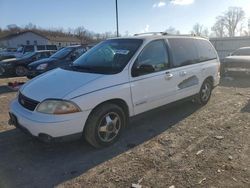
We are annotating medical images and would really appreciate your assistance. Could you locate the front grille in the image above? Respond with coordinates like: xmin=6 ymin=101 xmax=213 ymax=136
xmin=18 ymin=93 xmax=39 ymax=111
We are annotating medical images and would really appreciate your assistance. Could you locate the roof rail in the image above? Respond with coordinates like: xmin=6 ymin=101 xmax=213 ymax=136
xmin=134 ymin=32 xmax=168 ymax=36
xmin=133 ymin=32 xmax=207 ymax=38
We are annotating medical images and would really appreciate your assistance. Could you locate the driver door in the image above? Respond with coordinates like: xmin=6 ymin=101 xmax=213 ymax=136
xmin=130 ymin=40 xmax=178 ymax=115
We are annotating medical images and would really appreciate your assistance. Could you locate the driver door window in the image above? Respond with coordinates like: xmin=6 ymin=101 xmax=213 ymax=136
xmin=133 ymin=40 xmax=169 ymax=76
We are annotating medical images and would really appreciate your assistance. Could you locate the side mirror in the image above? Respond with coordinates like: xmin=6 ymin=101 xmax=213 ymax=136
xmin=132 ymin=64 xmax=155 ymax=77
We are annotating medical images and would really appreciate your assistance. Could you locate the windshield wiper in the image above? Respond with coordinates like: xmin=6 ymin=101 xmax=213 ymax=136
xmin=70 ymin=65 xmax=94 ymax=71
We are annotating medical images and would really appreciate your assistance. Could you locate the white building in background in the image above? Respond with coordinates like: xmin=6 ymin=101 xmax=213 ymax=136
xmin=0 ymin=31 xmax=81 ymax=48
xmin=210 ymin=36 xmax=250 ymax=59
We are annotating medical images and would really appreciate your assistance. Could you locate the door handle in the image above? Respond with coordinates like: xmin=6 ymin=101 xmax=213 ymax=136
xmin=165 ymin=72 xmax=173 ymax=80
xmin=179 ymin=71 xmax=187 ymax=76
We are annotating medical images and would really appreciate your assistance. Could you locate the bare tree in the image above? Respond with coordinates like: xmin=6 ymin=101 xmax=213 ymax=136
xmin=6 ymin=24 xmax=21 ymax=33
xmin=222 ymin=7 xmax=245 ymax=37
xmin=25 ymin=23 xmax=37 ymax=30
xmin=74 ymin=26 xmax=87 ymax=44
xmin=212 ymin=16 xmax=227 ymax=37
xmin=191 ymin=23 xmax=209 ymax=37
xmin=191 ymin=23 xmax=203 ymax=36
xmin=165 ymin=26 xmax=180 ymax=34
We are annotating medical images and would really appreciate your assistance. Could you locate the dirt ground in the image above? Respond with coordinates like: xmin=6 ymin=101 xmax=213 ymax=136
xmin=0 ymin=76 xmax=249 ymax=188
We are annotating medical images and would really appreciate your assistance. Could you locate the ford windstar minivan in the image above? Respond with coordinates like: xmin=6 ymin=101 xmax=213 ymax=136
xmin=9 ymin=32 xmax=220 ymax=148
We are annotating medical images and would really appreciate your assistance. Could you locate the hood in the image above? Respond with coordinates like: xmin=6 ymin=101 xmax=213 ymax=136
xmin=29 ymin=58 xmax=56 ymax=67
xmin=20 ymin=68 xmax=104 ymax=101
xmin=224 ymin=56 xmax=250 ymax=63
xmin=223 ymin=56 xmax=250 ymax=68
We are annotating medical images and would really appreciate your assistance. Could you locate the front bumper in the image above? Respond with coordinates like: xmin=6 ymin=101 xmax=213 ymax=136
xmin=9 ymin=99 xmax=90 ymax=138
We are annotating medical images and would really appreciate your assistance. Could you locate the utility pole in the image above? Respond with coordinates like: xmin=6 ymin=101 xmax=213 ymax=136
xmin=115 ymin=0 xmax=119 ymax=37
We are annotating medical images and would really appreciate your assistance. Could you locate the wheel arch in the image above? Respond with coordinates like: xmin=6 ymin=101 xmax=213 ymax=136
xmin=203 ymin=76 xmax=214 ymax=87
xmin=85 ymin=98 xmax=130 ymax=128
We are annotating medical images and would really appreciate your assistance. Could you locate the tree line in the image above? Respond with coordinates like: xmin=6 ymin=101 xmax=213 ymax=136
xmin=191 ymin=7 xmax=249 ymax=37
xmin=0 ymin=23 xmax=117 ymax=44
xmin=0 ymin=6 xmax=249 ymax=42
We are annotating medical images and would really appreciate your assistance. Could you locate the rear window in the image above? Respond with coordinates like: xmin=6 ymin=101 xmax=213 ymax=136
xmin=195 ymin=40 xmax=217 ymax=62
xmin=168 ymin=38 xmax=199 ymax=68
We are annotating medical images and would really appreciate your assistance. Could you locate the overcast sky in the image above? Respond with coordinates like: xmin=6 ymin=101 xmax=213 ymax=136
xmin=0 ymin=0 xmax=250 ymax=35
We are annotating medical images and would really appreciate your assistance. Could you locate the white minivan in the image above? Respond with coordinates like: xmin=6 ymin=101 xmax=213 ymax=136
xmin=9 ymin=33 xmax=220 ymax=148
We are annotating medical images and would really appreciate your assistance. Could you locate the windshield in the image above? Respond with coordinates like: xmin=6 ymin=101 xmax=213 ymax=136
xmin=17 ymin=47 xmax=23 ymax=53
xmin=71 ymin=39 xmax=143 ymax=74
xmin=50 ymin=47 xmax=73 ymax=59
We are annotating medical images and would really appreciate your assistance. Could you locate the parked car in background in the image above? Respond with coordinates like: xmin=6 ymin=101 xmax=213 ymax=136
xmin=0 ymin=48 xmax=18 ymax=61
xmin=15 ymin=45 xmax=57 ymax=58
xmin=0 ymin=50 xmax=56 ymax=77
xmin=221 ymin=47 xmax=250 ymax=76
xmin=9 ymin=33 xmax=220 ymax=148
xmin=27 ymin=45 xmax=91 ymax=78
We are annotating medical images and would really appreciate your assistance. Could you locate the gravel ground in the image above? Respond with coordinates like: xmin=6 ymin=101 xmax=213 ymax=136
xmin=0 ymin=76 xmax=249 ymax=188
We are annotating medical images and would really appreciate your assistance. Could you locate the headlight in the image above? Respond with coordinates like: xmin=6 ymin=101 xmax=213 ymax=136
xmin=36 ymin=99 xmax=81 ymax=115
xmin=36 ymin=63 xmax=48 ymax=70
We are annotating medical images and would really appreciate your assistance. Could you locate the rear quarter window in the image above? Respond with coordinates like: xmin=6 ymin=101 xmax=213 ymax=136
xmin=168 ymin=38 xmax=199 ymax=68
xmin=195 ymin=39 xmax=217 ymax=62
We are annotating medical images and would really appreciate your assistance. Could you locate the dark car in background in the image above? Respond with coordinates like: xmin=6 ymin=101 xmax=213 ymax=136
xmin=15 ymin=45 xmax=57 ymax=58
xmin=221 ymin=47 xmax=250 ymax=76
xmin=0 ymin=50 xmax=56 ymax=77
xmin=0 ymin=45 xmax=57 ymax=59
xmin=27 ymin=45 xmax=92 ymax=78
xmin=0 ymin=48 xmax=18 ymax=61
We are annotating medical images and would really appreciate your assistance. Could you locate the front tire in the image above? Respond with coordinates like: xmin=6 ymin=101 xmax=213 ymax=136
xmin=196 ymin=79 xmax=213 ymax=105
xmin=84 ymin=103 xmax=126 ymax=148
xmin=15 ymin=66 xmax=28 ymax=76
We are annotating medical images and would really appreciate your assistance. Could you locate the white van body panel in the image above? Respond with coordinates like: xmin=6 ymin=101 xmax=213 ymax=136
xmin=10 ymin=35 xmax=220 ymax=138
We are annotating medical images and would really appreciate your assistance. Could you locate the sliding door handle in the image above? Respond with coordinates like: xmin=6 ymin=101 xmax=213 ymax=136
xmin=165 ymin=72 xmax=173 ymax=80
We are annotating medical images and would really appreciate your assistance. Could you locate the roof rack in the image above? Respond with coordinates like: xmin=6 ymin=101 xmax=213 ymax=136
xmin=134 ymin=32 xmax=201 ymax=37
xmin=133 ymin=32 xmax=211 ymax=40
xmin=134 ymin=32 xmax=168 ymax=36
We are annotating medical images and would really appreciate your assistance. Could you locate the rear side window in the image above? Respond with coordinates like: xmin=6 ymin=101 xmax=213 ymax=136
xmin=168 ymin=38 xmax=199 ymax=68
xmin=37 ymin=45 xmax=45 ymax=50
xmin=195 ymin=40 xmax=217 ymax=62
xmin=46 ymin=45 xmax=57 ymax=50
xmin=73 ymin=47 xmax=86 ymax=58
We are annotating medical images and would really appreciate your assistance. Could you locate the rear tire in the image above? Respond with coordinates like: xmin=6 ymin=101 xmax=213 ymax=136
xmin=15 ymin=66 xmax=28 ymax=77
xmin=195 ymin=79 xmax=213 ymax=105
xmin=84 ymin=103 xmax=126 ymax=148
